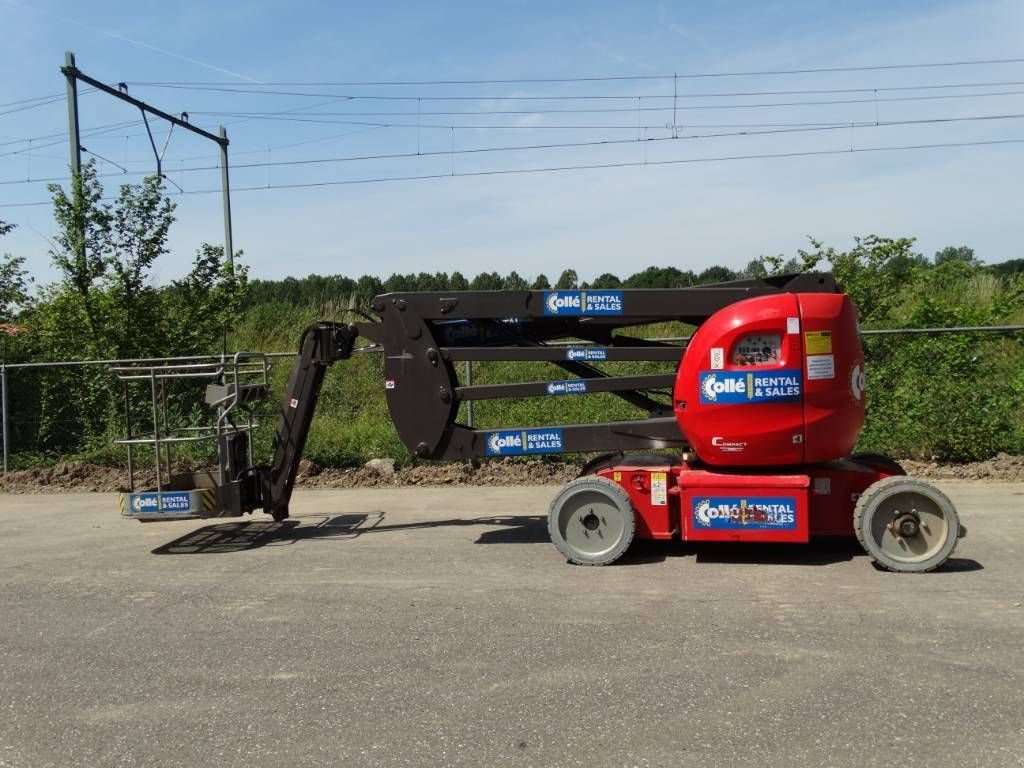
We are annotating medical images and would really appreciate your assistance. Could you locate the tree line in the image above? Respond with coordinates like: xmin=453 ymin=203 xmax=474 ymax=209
xmin=242 ymin=248 xmax=1023 ymax=309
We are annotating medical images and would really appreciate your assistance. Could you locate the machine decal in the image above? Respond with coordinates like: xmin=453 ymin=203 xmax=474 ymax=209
xmin=130 ymin=491 xmax=192 ymax=514
xmin=710 ymin=347 xmax=724 ymax=369
xmin=651 ymin=472 xmax=668 ymax=506
xmin=786 ymin=317 xmax=800 ymax=335
xmin=543 ymin=290 xmax=623 ymax=316
xmin=692 ymin=496 xmax=797 ymax=530
xmin=806 ymin=354 xmax=835 ymax=380
xmin=485 ymin=428 xmax=564 ymax=456
xmin=698 ymin=370 xmax=802 ymax=404
xmin=850 ymin=364 xmax=866 ymax=400
xmin=711 ymin=436 xmax=747 ymax=453
xmin=545 ymin=380 xmax=588 ymax=395
xmin=566 ymin=347 xmax=607 ymax=362
xmin=804 ymin=330 xmax=833 ymax=355
xmin=384 ymin=379 xmax=396 ymax=390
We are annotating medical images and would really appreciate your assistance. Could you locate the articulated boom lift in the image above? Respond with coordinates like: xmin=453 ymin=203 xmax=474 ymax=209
xmin=117 ymin=272 xmax=964 ymax=572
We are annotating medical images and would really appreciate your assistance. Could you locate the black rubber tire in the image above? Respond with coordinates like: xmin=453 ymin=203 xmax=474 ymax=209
xmin=548 ymin=476 xmax=636 ymax=566
xmin=851 ymin=452 xmax=906 ymax=476
xmin=854 ymin=476 xmax=960 ymax=573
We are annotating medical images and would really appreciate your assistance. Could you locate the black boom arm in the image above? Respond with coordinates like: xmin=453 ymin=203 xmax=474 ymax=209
xmin=259 ymin=322 xmax=358 ymax=520
xmin=252 ymin=273 xmax=840 ymax=519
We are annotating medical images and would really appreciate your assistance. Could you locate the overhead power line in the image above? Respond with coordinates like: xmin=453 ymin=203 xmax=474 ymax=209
xmin=122 ymin=56 xmax=1024 ymax=85
xmin=0 ymin=119 xmax=142 ymax=149
xmin=189 ymin=90 xmax=1024 ymax=131
xmin=4 ymin=111 xmax=1022 ymax=187
xmin=0 ymin=120 xmax=144 ymax=157
xmin=122 ymin=82 xmax=1024 ymax=103
xmin=0 ymin=92 xmax=67 ymax=109
xmin=3 ymin=136 xmax=1021 ymax=207
xmin=0 ymin=95 xmax=66 ymax=118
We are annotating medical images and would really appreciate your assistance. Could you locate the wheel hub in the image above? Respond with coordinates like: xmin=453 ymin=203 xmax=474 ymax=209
xmin=890 ymin=511 xmax=920 ymax=538
xmin=580 ymin=510 xmax=601 ymax=531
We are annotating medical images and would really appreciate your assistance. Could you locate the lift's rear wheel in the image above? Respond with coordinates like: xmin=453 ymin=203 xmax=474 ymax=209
xmin=548 ymin=476 xmax=636 ymax=565
xmin=854 ymin=477 xmax=961 ymax=572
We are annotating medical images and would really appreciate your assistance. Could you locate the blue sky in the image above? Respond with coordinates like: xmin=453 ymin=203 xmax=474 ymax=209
xmin=0 ymin=0 xmax=1022 ymax=284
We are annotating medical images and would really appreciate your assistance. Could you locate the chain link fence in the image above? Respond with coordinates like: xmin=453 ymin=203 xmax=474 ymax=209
xmin=3 ymin=325 xmax=1023 ymax=472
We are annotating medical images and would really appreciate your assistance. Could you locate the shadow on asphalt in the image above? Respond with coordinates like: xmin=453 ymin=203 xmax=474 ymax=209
xmin=151 ymin=513 xmax=550 ymax=555
xmin=150 ymin=513 xmax=980 ymax=571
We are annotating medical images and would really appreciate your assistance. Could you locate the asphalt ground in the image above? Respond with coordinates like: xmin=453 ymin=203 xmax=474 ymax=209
xmin=0 ymin=483 xmax=1022 ymax=768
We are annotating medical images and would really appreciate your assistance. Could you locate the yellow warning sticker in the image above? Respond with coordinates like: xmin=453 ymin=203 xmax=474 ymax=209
xmin=804 ymin=330 xmax=833 ymax=355
xmin=651 ymin=472 xmax=668 ymax=506
xmin=613 ymin=471 xmax=622 ymax=482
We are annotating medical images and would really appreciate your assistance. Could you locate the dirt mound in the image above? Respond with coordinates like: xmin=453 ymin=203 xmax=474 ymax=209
xmin=298 ymin=458 xmax=579 ymax=489
xmin=900 ymin=452 xmax=1024 ymax=482
xmin=2 ymin=454 xmax=1022 ymax=495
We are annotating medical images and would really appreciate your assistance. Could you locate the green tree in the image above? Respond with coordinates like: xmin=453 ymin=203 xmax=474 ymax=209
xmin=697 ymin=266 xmax=737 ymax=284
xmin=554 ymin=269 xmax=578 ymax=289
xmin=109 ymin=174 xmax=176 ymax=356
xmin=934 ymin=245 xmax=978 ymax=266
xmin=450 ymin=271 xmax=469 ymax=291
xmin=470 ymin=271 xmax=503 ymax=290
xmin=384 ymin=273 xmax=416 ymax=293
xmin=589 ymin=273 xmax=622 ymax=289
xmin=531 ymin=273 xmax=551 ymax=290
xmin=166 ymin=244 xmax=249 ymax=354
xmin=0 ymin=221 xmax=32 ymax=322
xmin=796 ymin=235 xmax=926 ymax=322
xmin=355 ymin=275 xmax=384 ymax=302
xmin=502 ymin=271 xmax=529 ymax=290
xmin=47 ymin=161 xmax=113 ymax=353
xmin=623 ymin=266 xmax=693 ymax=288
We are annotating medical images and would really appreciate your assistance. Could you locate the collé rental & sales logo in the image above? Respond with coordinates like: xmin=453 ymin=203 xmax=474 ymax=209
xmin=692 ymin=497 xmax=797 ymax=530
xmin=545 ymin=380 xmax=588 ymax=396
xmin=699 ymin=369 xmax=802 ymax=405
xmin=129 ymin=491 xmax=192 ymax=514
xmin=543 ymin=290 xmax=623 ymax=316
xmin=485 ymin=428 xmax=565 ymax=456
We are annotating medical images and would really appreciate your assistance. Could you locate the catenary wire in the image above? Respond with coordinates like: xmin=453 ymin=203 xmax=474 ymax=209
xmin=3 ymin=111 xmax=1022 ymax=187
xmin=121 ymin=56 xmax=1024 ymax=85
xmin=2 ymin=137 xmax=1021 ymax=207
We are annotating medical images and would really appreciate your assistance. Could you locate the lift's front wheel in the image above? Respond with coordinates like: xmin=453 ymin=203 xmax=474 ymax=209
xmin=854 ymin=477 xmax=962 ymax=573
xmin=548 ymin=476 xmax=636 ymax=565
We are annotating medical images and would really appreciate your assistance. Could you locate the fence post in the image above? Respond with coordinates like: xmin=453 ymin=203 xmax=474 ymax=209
xmin=1 ymin=361 xmax=9 ymax=473
xmin=464 ymin=360 xmax=474 ymax=428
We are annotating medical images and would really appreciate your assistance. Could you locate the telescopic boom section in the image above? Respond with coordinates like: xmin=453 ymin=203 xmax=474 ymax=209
xmin=257 ymin=272 xmax=839 ymax=518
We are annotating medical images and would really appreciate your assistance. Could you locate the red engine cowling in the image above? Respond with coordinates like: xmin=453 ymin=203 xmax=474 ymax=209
xmin=673 ymin=292 xmax=865 ymax=466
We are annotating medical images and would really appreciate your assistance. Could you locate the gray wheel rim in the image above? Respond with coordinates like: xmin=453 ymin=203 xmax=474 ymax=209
xmin=867 ymin=489 xmax=951 ymax=565
xmin=553 ymin=488 xmax=629 ymax=560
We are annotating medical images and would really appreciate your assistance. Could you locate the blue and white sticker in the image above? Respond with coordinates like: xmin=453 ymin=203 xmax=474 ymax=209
xmin=566 ymin=347 xmax=608 ymax=362
xmin=545 ymin=380 xmax=588 ymax=396
xmin=129 ymin=491 xmax=192 ymax=514
xmin=485 ymin=428 xmax=564 ymax=456
xmin=698 ymin=369 xmax=802 ymax=405
xmin=692 ymin=496 xmax=798 ymax=530
xmin=543 ymin=290 xmax=623 ymax=316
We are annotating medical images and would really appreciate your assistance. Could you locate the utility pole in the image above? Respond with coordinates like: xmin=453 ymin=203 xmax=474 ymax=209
xmin=64 ymin=51 xmax=82 ymax=177
xmin=61 ymin=52 xmax=235 ymax=276
xmin=64 ymin=51 xmax=84 ymax=265
xmin=219 ymin=126 xmax=234 ymax=273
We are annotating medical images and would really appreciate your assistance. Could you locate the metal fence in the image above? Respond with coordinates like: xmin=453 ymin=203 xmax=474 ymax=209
xmin=3 ymin=324 xmax=1023 ymax=472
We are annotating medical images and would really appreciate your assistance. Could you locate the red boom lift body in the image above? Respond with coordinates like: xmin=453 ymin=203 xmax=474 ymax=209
xmin=117 ymin=273 xmax=963 ymax=572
